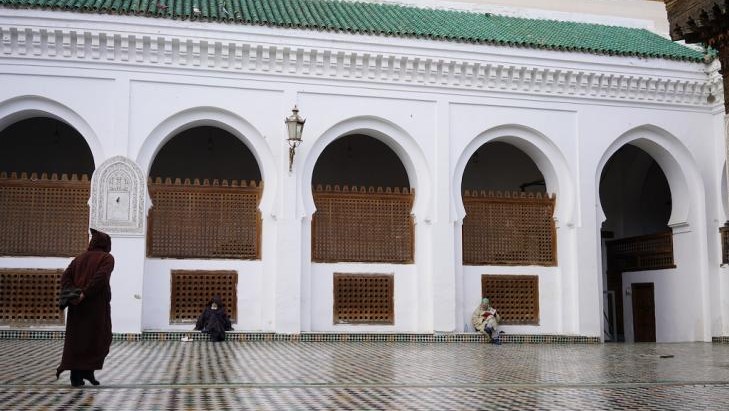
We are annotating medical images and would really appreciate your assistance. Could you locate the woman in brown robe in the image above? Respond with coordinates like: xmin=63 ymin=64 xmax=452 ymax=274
xmin=56 ymin=228 xmax=114 ymax=387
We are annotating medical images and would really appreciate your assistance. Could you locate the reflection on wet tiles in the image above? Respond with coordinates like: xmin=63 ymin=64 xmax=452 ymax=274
xmin=2 ymin=340 xmax=729 ymax=410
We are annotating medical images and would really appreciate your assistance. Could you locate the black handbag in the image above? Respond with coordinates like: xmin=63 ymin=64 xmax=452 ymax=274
xmin=59 ymin=287 xmax=82 ymax=309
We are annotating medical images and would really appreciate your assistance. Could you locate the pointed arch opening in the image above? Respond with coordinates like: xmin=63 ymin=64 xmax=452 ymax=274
xmin=0 ymin=117 xmax=94 ymax=257
xmin=311 ymin=134 xmax=414 ymax=263
xmin=147 ymin=125 xmax=262 ymax=260
xmin=599 ymin=143 xmax=675 ymax=342
xmin=461 ymin=141 xmax=556 ymax=267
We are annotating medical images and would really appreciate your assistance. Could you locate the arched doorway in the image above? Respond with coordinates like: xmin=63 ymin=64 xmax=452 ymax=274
xmin=460 ymin=141 xmax=554 ymax=328
xmin=311 ymin=134 xmax=413 ymax=327
xmin=146 ymin=125 xmax=262 ymax=325
xmin=0 ymin=116 xmax=94 ymax=327
xmin=599 ymin=144 xmax=673 ymax=342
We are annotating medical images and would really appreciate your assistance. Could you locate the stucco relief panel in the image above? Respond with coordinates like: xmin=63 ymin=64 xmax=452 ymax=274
xmin=90 ymin=156 xmax=146 ymax=235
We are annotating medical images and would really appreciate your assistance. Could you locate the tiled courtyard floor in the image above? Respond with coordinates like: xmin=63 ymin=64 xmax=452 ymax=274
xmin=1 ymin=339 xmax=728 ymax=410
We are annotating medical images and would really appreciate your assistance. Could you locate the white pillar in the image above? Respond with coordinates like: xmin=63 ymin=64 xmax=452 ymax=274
xmin=271 ymin=99 xmax=304 ymax=333
xmin=89 ymin=156 xmax=147 ymax=334
xmin=431 ymin=100 xmax=457 ymax=331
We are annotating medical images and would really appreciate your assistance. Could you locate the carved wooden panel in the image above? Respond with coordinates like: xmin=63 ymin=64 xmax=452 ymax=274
xmin=462 ymin=190 xmax=556 ymax=266
xmin=606 ymin=231 xmax=674 ymax=273
xmin=170 ymin=270 xmax=237 ymax=324
xmin=664 ymin=0 xmax=721 ymax=42
xmin=0 ymin=268 xmax=64 ymax=325
xmin=333 ymin=273 xmax=394 ymax=324
xmin=0 ymin=172 xmax=90 ymax=257
xmin=312 ymin=185 xmax=414 ymax=263
xmin=721 ymin=227 xmax=729 ymax=265
xmin=481 ymin=274 xmax=539 ymax=325
xmin=147 ymin=178 xmax=261 ymax=259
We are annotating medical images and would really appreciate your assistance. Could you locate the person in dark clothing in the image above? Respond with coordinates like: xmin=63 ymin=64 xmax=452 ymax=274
xmin=56 ymin=228 xmax=114 ymax=387
xmin=194 ymin=295 xmax=233 ymax=342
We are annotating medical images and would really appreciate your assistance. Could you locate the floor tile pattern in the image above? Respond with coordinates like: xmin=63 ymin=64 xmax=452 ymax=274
xmin=2 ymin=340 xmax=729 ymax=410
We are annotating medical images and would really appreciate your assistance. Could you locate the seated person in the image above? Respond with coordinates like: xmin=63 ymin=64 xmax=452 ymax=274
xmin=194 ymin=295 xmax=233 ymax=342
xmin=471 ymin=297 xmax=502 ymax=344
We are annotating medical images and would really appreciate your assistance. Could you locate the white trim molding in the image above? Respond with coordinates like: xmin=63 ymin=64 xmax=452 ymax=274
xmin=0 ymin=22 xmax=716 ymax=107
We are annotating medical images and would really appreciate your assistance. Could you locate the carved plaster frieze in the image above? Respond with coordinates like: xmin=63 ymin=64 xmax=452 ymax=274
xmin=90 ymin=156 xmax=146 ymax=235
xmin=0 ymin=24 xmax=715 ymax=106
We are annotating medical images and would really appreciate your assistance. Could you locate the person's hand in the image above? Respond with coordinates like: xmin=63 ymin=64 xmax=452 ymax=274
xmin=71 ymin=292 xmax=85 ymax=305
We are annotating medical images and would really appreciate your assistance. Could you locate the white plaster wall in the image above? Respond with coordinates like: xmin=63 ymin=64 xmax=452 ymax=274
xmin=462 ymin=267 xmax=561 ymax=333
xmin=310 ymin=264 xmax=418 ymax=332
xmin=622 ymin=264 xmax=705 ymax=343
xmin=142 ymin=259 xmax=263 ymax=331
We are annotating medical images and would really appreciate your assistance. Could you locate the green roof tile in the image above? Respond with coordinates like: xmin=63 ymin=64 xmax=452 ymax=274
xmin=0 ymin=0 xmax=705 ymax=61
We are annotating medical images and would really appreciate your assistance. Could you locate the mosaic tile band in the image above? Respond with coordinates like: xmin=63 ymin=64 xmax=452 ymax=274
xmin=0 ymin=330 xmax=602 ymax=343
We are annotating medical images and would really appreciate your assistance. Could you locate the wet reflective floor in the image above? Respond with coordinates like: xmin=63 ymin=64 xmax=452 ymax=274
xmin=1 ymin=340 xmax=728 ymax=410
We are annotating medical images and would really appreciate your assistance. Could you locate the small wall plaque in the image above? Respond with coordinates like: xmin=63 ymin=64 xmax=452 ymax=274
xmin=90 ymin=156 xmax=146 ymax=235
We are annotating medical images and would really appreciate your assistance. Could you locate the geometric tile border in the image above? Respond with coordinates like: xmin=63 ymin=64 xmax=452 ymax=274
xmin=0 ymin=330 xmax=601 ymax=343
xmin=713 ymin=336 xmax=729 ymax=343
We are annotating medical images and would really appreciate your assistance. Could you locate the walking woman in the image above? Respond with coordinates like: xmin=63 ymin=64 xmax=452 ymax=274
xmin=56 ymin=228 xmax=114 ymax=387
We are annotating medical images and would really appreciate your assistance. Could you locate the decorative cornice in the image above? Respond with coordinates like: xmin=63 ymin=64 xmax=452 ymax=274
xmin=0 ymin=24 xmax=715 ymax=106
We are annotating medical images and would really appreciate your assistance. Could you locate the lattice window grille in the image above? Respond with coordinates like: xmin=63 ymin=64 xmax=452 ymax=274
xmin=147 ymin=178 xmax=262 ymax=259
xmin=312 ymin=185 xmax=414 ymax=263
xmin=170 ymin=270 xmax=237 ymax=324
xmin=721 ymin=227 xmax=729 ymax=265
xmin=333 ymin=273 xmax=394 ymax=324
xmin=462 ymin=190 xmax=556 ymax=266
xmin=606 ymin=231 xmax=674 ymax=272
xmin=0 ymin=172 xmax=90 ymax=257
xmin=0 ymin=268 xmax=64 ymax=325
xmin=481 ymin=274 xmax=539 ymax=325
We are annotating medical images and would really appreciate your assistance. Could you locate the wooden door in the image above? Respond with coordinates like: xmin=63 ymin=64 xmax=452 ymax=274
xmin=631 ymin=283 xmax=656 ymax=342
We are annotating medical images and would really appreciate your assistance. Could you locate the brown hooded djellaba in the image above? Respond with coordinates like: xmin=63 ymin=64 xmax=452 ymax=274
xmin=56 ymin=229 xmax=114 ymax=379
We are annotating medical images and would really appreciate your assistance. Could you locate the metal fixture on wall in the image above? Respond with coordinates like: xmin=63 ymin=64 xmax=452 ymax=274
xmin=285 ymin=105 xmax=306 ymax=172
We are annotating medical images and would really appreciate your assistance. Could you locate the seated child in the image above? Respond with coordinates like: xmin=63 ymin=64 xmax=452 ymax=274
xmin=194 ymin=295 xmax=233 ymax=342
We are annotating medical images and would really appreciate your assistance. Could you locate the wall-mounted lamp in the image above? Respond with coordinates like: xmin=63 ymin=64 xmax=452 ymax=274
xmin=285 ymin=105 xmax=306 ymax=172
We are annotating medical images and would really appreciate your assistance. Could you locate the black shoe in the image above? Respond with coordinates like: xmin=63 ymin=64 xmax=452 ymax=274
xmin=82 ymin=371 xmax=100 ymax=386
xmin=70 ymin=370 xmax=85 ymax=387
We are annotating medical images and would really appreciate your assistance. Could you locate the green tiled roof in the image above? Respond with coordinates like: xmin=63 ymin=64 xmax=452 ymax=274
xmin=0 ymin=0 xmax=705 ymax=62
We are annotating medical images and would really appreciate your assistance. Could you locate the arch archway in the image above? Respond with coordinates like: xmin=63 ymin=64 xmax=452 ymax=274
xmin=596 ymin=125 xmax=709 ymax=343
xmin=453 ymin=125 xmax=574 ymax=225
xmin=0 ymin=95 xmax=103 ymax=165
xmin=311 ymin=133 xmax=412 ymax=264
xmin=146 ymin=124 xmax=264 ymax=261
xmin=0 ymin=99 xmax=97 ymax=257
xmin=301 ymin=116 xmax=431 ymax=221
xmin=136 ymin=107 xmax=275 ymax=215
xmin=454 ymin=125 xmax=572 ymax=332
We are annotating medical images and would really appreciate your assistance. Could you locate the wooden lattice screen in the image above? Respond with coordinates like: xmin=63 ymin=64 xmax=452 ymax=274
xmin=170 ymin=270 xmax=237 ymax=324
xmin=312 ymin=185 xmax=414 ymax=263
xmin=462 ymin=190 xmax=556 ymax=266
xmin=147 ymin=178 xmax=261 ymax=259
xmin=720 ymin=227 xmax=729 ymax=265
xmin=481 ymin=274 xmax=539 ymax=325
xmin=0 ymin=172 xmax=90 ymax=257
xmin=606 ymin=231 xmax=675 ymax=273
xmin=0 ymin=268 xmax=64 ymax=325
xmin=333 ymin=273 xmax=394 ymax=324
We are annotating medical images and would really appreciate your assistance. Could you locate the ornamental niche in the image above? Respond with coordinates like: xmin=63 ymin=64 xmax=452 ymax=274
xmin=90 ymin=156 xmax=146 ymax=235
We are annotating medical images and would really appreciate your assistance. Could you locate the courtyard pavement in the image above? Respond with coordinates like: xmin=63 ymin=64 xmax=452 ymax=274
xmin=1 ymin=339 xmax=728 ymax=410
